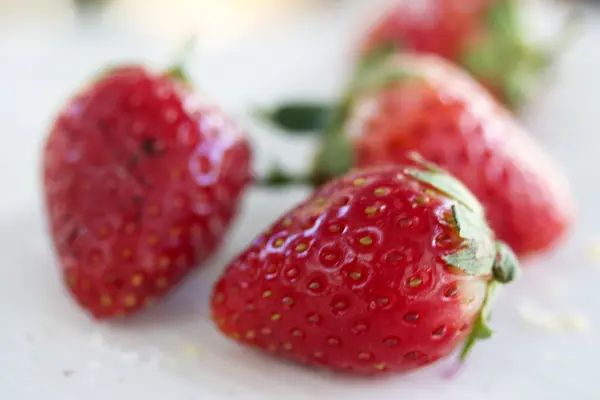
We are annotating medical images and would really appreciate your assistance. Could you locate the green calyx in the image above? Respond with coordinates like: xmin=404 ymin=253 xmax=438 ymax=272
xmin=405 ymin=156 xmax=496 ymax=276
xmin=459 ymin=241 xmax=520 ymax=361
xmin=462 ymin=0 xmax=580 ymax=109
xmin=406 ymin=156 xmax=521 ymax=362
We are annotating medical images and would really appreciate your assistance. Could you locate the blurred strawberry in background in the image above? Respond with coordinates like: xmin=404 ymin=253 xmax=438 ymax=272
xmin=261 ymin=52 xmax=574 ymax=258
xmin=359 ymin=0 xmax=574 ymax=109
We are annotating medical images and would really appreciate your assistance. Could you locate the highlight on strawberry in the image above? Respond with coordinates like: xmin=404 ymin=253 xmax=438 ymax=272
xmin=212 ymin=157 xmax=520 ymax=375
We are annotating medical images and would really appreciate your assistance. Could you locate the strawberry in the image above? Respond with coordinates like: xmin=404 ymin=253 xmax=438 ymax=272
xmin=261 ymin=53 xmax=574 ymax=258
xmin=212 ymin=159 xmax=520 ymax=375
xmin=43 ymin=64 xmax=252 ymax=319
xmin=358 ymin=0 xmax=577 ymax=109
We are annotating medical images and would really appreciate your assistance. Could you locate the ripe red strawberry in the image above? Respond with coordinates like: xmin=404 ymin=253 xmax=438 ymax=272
xmin=212 ymin=160 xmax=520 ymax=375
xmin=43 ymin=65 xmax=252 ymax=319
xmin=358 ymin=0 xmax=575 ymax=109
xmin=263 ymin=53 xmax=574 ymax=258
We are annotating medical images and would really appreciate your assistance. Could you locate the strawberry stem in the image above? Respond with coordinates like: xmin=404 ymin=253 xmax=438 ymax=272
xmin=459 ymin=241 xmax=520 ymax=362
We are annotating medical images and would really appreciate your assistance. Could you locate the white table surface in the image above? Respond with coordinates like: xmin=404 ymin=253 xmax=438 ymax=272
xmin=1 ymin=2 xmax=600 ymax=399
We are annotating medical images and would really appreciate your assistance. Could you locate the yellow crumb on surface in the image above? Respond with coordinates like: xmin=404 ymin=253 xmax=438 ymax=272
xmin=588 ymin=242 xmax=600 ymax=263
xmin=517 ymin=301 xmax=562 ymax=332
xmin=563 ymin=314 xmax=591 ymax=334
xmin=184 ymin=344 xmax=201 ymax=357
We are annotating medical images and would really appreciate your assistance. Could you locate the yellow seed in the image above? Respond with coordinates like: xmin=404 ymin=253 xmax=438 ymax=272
xmin=282 ymin=342 xmax=293 ymax=350
xmin=271 ymin=313 xmax=281 ymax=321
xmin=292 ymin=329 xmax=304 ymax=337
xmin=376 ymin=297 xmax=389 ymax=305
xmin=282 ymin=296 xmax=295 ymax=306
xmin=409 ymin=278 xmax=422 ymax=287
xmin=267 ymin=344 xmax=277 ymax=352
xmin=353 ymin=178 xmax=366 ymax=186
xmin=282 ymin=218 xmax=293 ymax=227
xmin=374 ymin=188 xmax=388 ymax=196
xmin=365 ymin=206 xmax=378 ymax=216
xmin=100 ymin=295 xmax=112 ymax=307
xmin=274 ymin=238 xmax=285 ymax=248
xmin=328 ymin=225 xmax=341 ymax=233
xmin=295 ymin=243 xmax=308 ymax=252
xmin=147 ymin=234 xmax=158 ymax=246
xmin=131 ymin=274 xmax=144 ymax=287
xmin=214 ymin=293 xmax=225 ymax=303
xmin=66 ymin=275 xmax=76 ymax=287
xmin=155 ymin=277 xmax=168 ymax=289
xmin=98 ymin=226 xmax=109 ymax=238
xmin=308 ymin=281 xmax=321 ymax=290
xmin=245 ymin=330 xmax=256 ymax=340
xmin=173 ymin=196 xmax=184 ymax=208
xmin=216 ymin=318 xmax=226 ymax=327
xmin=121 ymin=249 xmax=133 ymax=260
xmin=349 ymin=271 xmax=363 ymax=281
xmin=313 ymin=351 xmax=324 ymax=358
xmin=231 ymin=333 xmax=241 ymax=341
xmin=374 ymin=363 xmax=387 ymax=371
xmin=144 ymin=297 xmax=156 ymax=308
xmin=358 ymin=352 xmax=372 ymax=360
xmin=158 ymin=256 xmax=171 ymax=269
xmin=124 ymin=294 xmax=137 ymax=307
xmin=263 ymin=290 xmax=273 ymax=298
xmin=359 ymin=236 xmax=373 ymax=246
xmin=315 ymin=198 xmax=326 ymax=206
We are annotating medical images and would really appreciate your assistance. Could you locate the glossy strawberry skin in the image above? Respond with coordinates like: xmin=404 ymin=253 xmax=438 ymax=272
xmin=346 ymin=54 xmax=574 ymax=257
xmin=212 ymin=166 xmax=491 ymax=375
xmin=43 ymin=66 xmax=252 ymax=319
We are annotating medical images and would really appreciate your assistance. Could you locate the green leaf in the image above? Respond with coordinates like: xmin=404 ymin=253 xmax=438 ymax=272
xmin=459 ymin=280 xmax=500 ymax=361
xmin=257 ymin=103 xmax=333 ymax=133
xmin=257 ymin=164 xmax=310 ymax=187
xmin=310 ymin=131 xmax=355 ymax=186
xmin=492 ymin=241 xmax=521 ymax=283
xmin=404 ymin=169 xmax=484 ymax=215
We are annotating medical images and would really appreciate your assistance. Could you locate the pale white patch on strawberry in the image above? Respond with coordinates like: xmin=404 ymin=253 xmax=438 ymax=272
xmin=458 ymin=279 xmax=487 ymax=317
xmin=346 ymin=97 xmax=380 ymax=140
xmin=402 ymin=0 xmax=440 ymax=28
